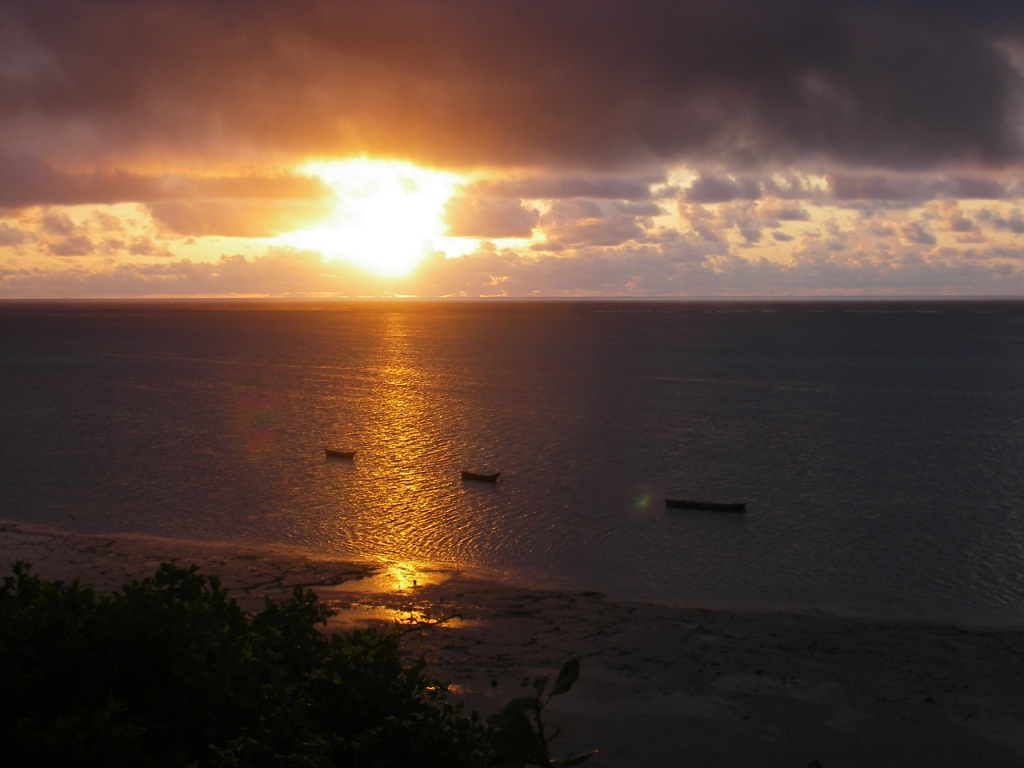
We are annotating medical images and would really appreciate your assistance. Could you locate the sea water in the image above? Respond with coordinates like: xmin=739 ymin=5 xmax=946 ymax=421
xmin=2 ymin=299 xmax=1023 ymax=625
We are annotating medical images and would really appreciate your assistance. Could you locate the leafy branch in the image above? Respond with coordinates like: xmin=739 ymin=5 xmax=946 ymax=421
xmin=488 ymin=657 xmax=597 ymax=767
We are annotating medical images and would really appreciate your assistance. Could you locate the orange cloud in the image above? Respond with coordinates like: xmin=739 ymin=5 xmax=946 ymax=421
xmin=148 ymin=199 xmax=334 ymax=238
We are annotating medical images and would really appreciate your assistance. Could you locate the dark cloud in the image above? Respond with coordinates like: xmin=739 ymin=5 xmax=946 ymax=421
xmin=443 ymin=195 xmax=539 ymax=238
xmin=976 ymin=207 xmax=1024 ymax=233
xmin=0 ymin=153 xmax=334 ymax=211
xmin=901 ymin=222 xmax=938 ymax=246
xmin=759 ymin=201 xmax=810 ymax=222
xmin=614 ymin=201 xmax=664 ymax=217
xmin=944 ymin=176 xmax=1010 ymax=199
xmin=684 ymin=175 xmax=763 ymax=203
xmin=0 ymin=222 xmax=26 ymax=246
xmin=4 ymin=0 xmax=1024 ymax=172
xmin=46 ymin=235 xmax=93 ymax=257
xmin=828 ymin=172 xmax=1017 ymax=202
xmin=40 ymin=211 xmax=76 ymax=236
xmin=677 ymin=204 xmax=728 ymax=245
xmin=828 ymin=173 xmax=917 ymax=201
xmin=465 ymin=177 xmax=656 ymax=201
xmin=0 ymin=153 xmax=335 ymax=240
xmin=933 ymin=202 xmax=979 ymax=235
xmin=540 ymin=199 xmax=649 ymax=248
xmin=0 ymin=154 xmax=144 ymax=209
xmin=126 ymin=237 xmax=171 ymax=257
xmin=678 ymin=170 xmax=1017 ymax=206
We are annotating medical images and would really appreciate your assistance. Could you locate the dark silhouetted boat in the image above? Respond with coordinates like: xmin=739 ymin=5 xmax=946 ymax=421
xmin=665 ymin=498 xmax=745 ymax=513
xmin=461 ymin=470 xmax=501 ymax=483
xmin=324 ymin=448 xmax=356 ymax=459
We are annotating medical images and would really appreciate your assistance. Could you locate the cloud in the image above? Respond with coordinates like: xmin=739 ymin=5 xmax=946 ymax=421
xmin=0 ymin=152 xmax=336 ymax=238
xmin=0 ymin=248 xmax=408 ymax=299
xmin=677 ymin=169 xmax=1019 ymax=207
xmin=759 ymin=200 xmax=810 ymax=222
xmin=0 ymin=222 xmax=26 ymax=246
xmin=684 ymin=175 xmax=763 ymax=203
xmin=4 ymin=1 xmax=1024 ymax=299
xmin=443 ymin=195 xmax=539 ymax=238
xmin=465 ymin=177 xmax=656 ymax=201
xmin=1 ymin=205 xmax=175 ymax=261
xmin=0 ymin=151 xmax=332 ymax=204
xmin=900 ymin=221 xmax=938 ymax=246
xmin=930 ymin=201 xmax=982 ymax=239
xmin=976 ymin=206 xmax=1024 ymax=233
xmin=826 ymin=172 xmax=1013 ymax=202
xmin=4 ymin=0 xmax=1024 ymax=171
xmin=147 ymin=199 xmax=333 ymax=238
xmin=5 ymin=234 xmax=1024 ymax=299
xmin=540 ymin=199 xmax=651 ymax=249
xmin=40 ymin=210 xmax=75 ymax=236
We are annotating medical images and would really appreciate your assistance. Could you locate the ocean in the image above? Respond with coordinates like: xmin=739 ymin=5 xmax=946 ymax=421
xmin=2 ymin=299 xmax=1023 ymax=625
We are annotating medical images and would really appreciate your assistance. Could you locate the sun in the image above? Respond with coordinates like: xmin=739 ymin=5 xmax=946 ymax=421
xmin=281 ymin=158 xmax=468 ymax=278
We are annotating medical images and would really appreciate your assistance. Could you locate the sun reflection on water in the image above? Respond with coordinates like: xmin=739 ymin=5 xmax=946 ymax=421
xmin=380 ymin=560 xmax=443 ymax=592
xmin=324 ymin=558 xmax=471 ymax=629
xmin=322 ymin=310 xmax=482 ymax=571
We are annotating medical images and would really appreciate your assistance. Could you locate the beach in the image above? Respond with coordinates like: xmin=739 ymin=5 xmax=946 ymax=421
xmin=3 ymin=521 xmax=1022 ymax=768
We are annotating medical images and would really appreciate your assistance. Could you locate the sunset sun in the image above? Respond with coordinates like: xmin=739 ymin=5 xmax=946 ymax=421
xmin=282 ymin=158 xmax=467 ymax=278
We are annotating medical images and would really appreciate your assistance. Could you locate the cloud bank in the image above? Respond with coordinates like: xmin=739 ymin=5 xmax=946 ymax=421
xmin=4 ymin=0 xmax=1024 ymax=297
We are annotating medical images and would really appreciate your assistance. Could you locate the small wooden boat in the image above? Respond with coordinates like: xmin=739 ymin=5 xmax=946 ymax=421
xmin=324 ymin=448 xmax=356 ymax=459
xmin=461 ymin=470 xmax=501 ymax=483
xmin=665 ymin=498 xmax=745 ymax=513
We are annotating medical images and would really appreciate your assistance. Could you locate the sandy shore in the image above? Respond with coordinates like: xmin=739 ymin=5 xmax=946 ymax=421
xmin=3 ymin=521 xmax=1022 ymax=768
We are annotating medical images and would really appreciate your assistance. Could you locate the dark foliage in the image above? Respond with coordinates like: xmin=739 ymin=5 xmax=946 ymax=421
xmin=0 ymin=561 xmax=491 ymax=767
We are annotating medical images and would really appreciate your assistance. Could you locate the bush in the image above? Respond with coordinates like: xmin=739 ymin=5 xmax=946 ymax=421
xmin=0 ymin=561 xmax=490 ymax=767
xmin=1 ymin=562 xmax=596 ymax=767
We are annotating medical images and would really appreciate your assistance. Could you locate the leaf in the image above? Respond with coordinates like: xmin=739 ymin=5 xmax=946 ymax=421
xmin=551 ymin=657 xmax=580 ymax=696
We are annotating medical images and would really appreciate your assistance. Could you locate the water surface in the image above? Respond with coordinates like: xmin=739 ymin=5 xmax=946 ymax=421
xmin=2 ymin=299 xmax=1022 ymax=625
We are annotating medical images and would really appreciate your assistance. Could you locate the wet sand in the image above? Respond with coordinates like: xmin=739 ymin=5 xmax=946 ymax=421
xmin=3 ymin=521 xmax=1022 ymax=768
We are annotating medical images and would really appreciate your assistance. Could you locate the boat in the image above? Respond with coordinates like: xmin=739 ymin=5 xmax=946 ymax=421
xmin=665 ymin=498 xmax=745 ymax=513
xmin=324 ymin=448 xmax=356 ymax=459
xmin=461 ymin=470 xmax=501 ymax=483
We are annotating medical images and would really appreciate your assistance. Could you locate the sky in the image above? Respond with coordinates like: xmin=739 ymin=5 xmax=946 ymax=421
xmin=5 ymin=0 xmax=1024 ymax=298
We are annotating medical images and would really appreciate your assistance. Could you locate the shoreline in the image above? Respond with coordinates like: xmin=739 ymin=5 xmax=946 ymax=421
xmin=3 ymin=521 xmax=1023 ymax=767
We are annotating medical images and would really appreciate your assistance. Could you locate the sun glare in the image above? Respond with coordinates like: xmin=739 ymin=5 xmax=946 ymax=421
xmin=281 ymin=158 xmax=469 ymax=278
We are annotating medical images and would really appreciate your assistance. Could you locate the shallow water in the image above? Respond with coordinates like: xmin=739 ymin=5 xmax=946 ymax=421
xmin=2 ymin=299 xmax=1023 ymax=624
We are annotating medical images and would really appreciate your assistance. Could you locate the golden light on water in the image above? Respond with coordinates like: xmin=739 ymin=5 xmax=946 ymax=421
xmin=310 ymin=309 xmax=511 ymax=620
xmin=327 ymin=559 xmax=465 ymax=628
xmin=321 ymin=310 xmax=476 ymax=573
xmin=280 ymin=158 xmax=475 ymax=277
xmin=360 ymin=311 xmax=456 ymax=518
xmin=381 ymin=562 xmax=445 ymax=592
